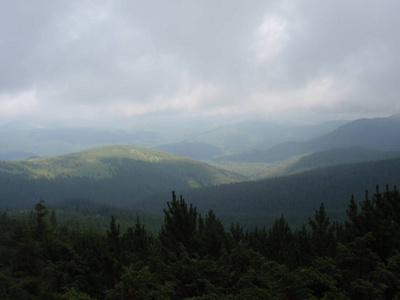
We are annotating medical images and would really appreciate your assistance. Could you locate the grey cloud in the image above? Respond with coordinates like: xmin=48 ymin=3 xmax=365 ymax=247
xmin=1 ymin=0 xmax=399 ymax=124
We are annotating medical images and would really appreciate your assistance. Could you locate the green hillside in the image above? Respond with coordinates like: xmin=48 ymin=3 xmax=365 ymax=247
xmin=0 ymin=145 xmax=241 ymax=210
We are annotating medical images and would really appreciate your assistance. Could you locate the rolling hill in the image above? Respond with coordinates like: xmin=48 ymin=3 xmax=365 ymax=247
xmin=0 ymin=145 xmax=241 ymax=210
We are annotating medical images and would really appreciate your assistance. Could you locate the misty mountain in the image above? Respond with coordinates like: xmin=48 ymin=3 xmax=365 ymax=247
xmin=389 ymin=113 xmax=400 ymax=120
xmin=0 ymin=119 xmax=346 ymax=161
xmin=216 ymin=117 xmax=400 ymax=163
xmin=0 ymin=151 xmax=39 ymax=160
xmin=154 ymin=119 xmax=348 ymax=160
xmin=308 ymin=117 xmax=400 ymax=150
xmin=0 ymin=123 xmax=164 ymax=160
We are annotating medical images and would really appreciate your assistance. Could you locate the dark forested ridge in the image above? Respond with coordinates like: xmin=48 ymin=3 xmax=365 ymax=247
xmin=139 ymin=157 xmax=400 ymax=228
xmin=1 ymin=187 xmax=400 ymax=299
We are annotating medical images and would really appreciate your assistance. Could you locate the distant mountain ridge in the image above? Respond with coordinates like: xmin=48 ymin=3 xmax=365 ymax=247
xmin=0 ymin=124 xmax=164 ymax=160
xmin=0 ymin=119 xmax=346 ymax=161
xmin=216 ymin=117 xmax=400 ymax=163
xmin=154 ymin=120 xmax=348 ymax=160
xmin=308 ymin=117 xmax=400 ymax=151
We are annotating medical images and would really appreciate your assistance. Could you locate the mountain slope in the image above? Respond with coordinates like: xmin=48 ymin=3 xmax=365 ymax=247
xmin=308 ymin=117 xmax=400 ymax=151
xmin=216 ymin=117 xmax=400 ymax=163
xmin=0 ymin=145 xmax=241 ymax=210
xmin=285 ymin=147 xmax=400 ymax=174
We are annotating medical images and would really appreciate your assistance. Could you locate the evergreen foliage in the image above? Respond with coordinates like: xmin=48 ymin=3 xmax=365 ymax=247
xmin=1 ymin=186 xmax=400 ymax=299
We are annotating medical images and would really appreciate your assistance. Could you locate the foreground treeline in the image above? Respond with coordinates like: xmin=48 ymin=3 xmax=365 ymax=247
xmin=1 ymin=187 xmax=400 ymax=299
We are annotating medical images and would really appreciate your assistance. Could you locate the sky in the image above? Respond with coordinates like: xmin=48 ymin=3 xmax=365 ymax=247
xmin=1 ymin=0 xmax=400 ymax=128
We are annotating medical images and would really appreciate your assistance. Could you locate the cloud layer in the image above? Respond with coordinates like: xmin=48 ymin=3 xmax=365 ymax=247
xmin=1 ymin=0 xmax=399 ymax=125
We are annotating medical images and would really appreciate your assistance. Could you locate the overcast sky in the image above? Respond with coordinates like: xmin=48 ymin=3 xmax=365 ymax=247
xmin=1 ymin=0 xmax=399 ymax=127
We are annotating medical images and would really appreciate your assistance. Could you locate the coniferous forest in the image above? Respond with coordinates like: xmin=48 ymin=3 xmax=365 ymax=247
xmin=1 ymin=186 xmax=400 ymax=299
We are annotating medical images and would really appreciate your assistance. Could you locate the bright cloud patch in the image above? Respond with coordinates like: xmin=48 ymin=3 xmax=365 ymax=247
xmin=244 ymin=76 xmax=352 ymax=115
xmin=253 ymin=17 xmax=289 ymax=63
xmin=106 ymin=78 xmax=225 ymax=117
xmin=0 ymin=91 xmax=40 ymax=117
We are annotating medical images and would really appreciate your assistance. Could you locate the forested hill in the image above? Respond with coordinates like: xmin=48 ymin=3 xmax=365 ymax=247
xmin=138 ymin=157 xmax=400 ymax=229
xmin=0 ymin=145 xmax=240 ymax=210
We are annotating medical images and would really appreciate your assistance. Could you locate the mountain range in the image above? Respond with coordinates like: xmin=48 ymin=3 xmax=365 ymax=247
xmin=1 ymin=115 xmax=400 ymax=230
xmin=155 ymin=119 xmax=348 ymax=160
xmin=0 ymin=119 xmax=348 ymax=161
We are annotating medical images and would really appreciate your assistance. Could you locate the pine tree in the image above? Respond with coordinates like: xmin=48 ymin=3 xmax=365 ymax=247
xmin=199 ymin=210 xmax=226 ymax=258
xmin=106 ymin=215 xmax=122 ymax=287
xmin=267 ymin=215 xmax=294 ymax=265
xmin=123 ymin=216 xmax=151 ymax=261
xmin=159 ymin=191 xmax=199 ymax=255
xmin=308 ymin=203 xmax=335 ymax=257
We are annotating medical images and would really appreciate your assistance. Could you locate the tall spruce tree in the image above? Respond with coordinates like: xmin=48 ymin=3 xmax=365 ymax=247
xmin=159 ymin=191 xmax=199 ymax=255
xmin=199 ymin=210 xmax=226 ymax=258
xmin=308 ymin=203 xmax=335 ymax=257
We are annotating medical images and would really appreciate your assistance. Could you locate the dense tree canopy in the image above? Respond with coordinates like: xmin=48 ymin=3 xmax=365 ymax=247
xmin=1 ymin=186 xmax=400 ymax=299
